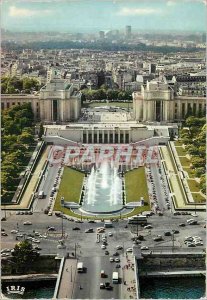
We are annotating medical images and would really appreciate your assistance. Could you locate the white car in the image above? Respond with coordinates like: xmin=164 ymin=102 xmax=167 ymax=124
xmin=11 ymin=230 xmax=18 ymax=234
xmin=23 ymin=221 xmax=32 ymax=225
xmin=16 ymin=234 xmax=23 ymax=238
xmin=126 ymin=248 xmax=133 ymax=253
xmin=108 ymin=232 xmax=113 ymax=236
xmin=101 ymin=245 xmax=106 ymax=250
xmin=48 ymin=212 xmax=52 ymax=216
xmin=187 ymin=219 xmax=194 ymax=223
xmin=109 ymin=257 xmax=114 ymax=262
xmin=195 ymin=241 xmax=203 ymax=246
xmin=144 ymin=225 xmax=153 ymax=229
xmin=102 ymin=238 xmax=107 ymax=242
xmin=141 ymin=246 xmax=149 ymax=250
xmin=115 ymin=258 xmax=120 ymax=262
xmin=33 ymin=239 xmax=40 ymax=243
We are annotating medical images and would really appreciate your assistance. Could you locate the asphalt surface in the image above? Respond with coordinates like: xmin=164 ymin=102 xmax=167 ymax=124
xmin=33 ymin=164 xmax=60 ymax=212
xmin=73 ymin=256 xmax=121 ymax=299
xmin=1 ymin=156 xmax=206 ymax=299
xmin=2 ymin=209 xmax=206 ymax=298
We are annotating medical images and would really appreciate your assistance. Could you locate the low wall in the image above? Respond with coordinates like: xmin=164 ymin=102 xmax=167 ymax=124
xmin=138 ymin=253 xmax=205 ymax=274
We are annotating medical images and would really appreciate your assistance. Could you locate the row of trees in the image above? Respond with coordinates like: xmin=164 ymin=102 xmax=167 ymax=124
xmin=1 ymin=76 xmax=40 ymax=94
xmin=1 ymin=103 xmax=35 ymax=203
xmin=81 ymin=88 xmax=132 ymax=101
xmin=2 ymin=40 xmax=202 ymax=54
xmin=180 ymin=116 xmax=206 ymax=193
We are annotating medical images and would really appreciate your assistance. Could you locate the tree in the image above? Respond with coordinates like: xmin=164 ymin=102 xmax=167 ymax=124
xmin=191 ymin=157 xmax=205 ymax=169
xmin=22 ymin=77 xmax=39 ymax=91
xmin=38 ymin=123 xmax=44 ymax=139
xmin=17 ymin=132 xmax=34 ymax=145
xmin=12 ymin=240 xmax=39 ymax=273
xmin=4 ymin=121 xmax=21 ymax=135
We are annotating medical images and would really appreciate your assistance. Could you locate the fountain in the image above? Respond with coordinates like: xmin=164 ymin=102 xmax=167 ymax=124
xmin=81 ymin=160 xmax=123 ymax=214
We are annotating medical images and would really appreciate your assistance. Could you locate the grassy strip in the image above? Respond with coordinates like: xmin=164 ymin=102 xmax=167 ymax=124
xmin=174 ymin=141 xmax=183 ymax=146
xmin=179 ymin=156 xmax=191 ymax=167
xmin=125 ymin=167 xmax=149 ymax=202
xmin=54 ymin=167 xmax=84 ymax=211
xmin=192 ymin=193 xmax=206 ymax=203
xmin=187 ymin=179 xmax=200 ymax=193
xmin=183 ymin=167 xmax=195 ymax=178
xmin=175 ymin=146 xmax=187 ymax=157
xmin=167 ymin=145 xmax=188 ymax=204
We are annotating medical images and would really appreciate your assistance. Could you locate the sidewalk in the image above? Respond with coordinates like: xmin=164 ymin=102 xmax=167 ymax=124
xmin=57 ymin=258 xmax=77 ymax=299
xmin=121 ymin=253 xmax=137 ymax=299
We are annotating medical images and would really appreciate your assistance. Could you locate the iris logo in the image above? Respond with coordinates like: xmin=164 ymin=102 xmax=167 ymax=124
xmin=6 ymin=285 xmax=25 ymax=295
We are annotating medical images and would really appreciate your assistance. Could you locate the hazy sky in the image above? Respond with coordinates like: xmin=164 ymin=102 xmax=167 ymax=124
xmin=1 ymin=0 xmax=206 ymax=33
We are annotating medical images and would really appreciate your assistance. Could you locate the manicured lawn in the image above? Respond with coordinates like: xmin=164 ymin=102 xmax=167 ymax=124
xmin=175 ymin=147 xmax=187 ymax=157
xmin=187 ymin=180 xmax=200 ymax=193
xmin=179 ymin=156 xmax=191 ymax=167
xmin=83 ymin=101 xmax=133 ymax=109
xmin=54 ymin=167 xmax=84 ymax=211
xmin=125 ymin=167 xmax=149 ymax=202
xmin=174 ymin=141 xmax=183 ymax=146
xmin=183 ymin=167 xmax=195 ymax=178
xmin=54 ymin=166 xmax=150 ymax=220
xmin=192 ymin=193 xmax=206 ymax=203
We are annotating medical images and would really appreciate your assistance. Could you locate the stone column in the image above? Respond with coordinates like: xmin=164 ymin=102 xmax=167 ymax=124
xmin=123 ymin=131 xmax=126 ymax=144
xmin=102 ymin=130 xmax=105 ymax=143
xmin=86 ymin=131 xmax=89 ymax=144
xmin=97 ymin=130 xmax=99 ymax=143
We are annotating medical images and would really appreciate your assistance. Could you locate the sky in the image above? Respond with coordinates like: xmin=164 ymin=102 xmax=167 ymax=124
xmin=1 ymin=0 xmax=206 ymax=33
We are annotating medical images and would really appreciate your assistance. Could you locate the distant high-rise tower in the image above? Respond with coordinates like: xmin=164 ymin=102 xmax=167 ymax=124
xmin=125 ymin=25 xmax=132 ymax=38
xmin=99 ymin=31 xmax=105 ymax=39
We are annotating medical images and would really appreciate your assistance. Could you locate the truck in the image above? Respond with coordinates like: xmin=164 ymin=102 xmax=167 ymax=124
xmin=112 ymin=272 xmax=119 ymax=284
xmin=38 ymin=191 xmax=44 ymax=199
xmin=104 ymin=221 xmax=113 ymax=228
xmin=77 ymin=262 xmax=84 ymax=273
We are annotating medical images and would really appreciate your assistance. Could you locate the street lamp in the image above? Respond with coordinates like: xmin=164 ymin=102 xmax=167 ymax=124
xmin=71 ymin=265 xmax=73 ymax=282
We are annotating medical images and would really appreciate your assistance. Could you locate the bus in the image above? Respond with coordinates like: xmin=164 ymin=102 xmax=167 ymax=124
xmin=128 ymin=215 xmax=147 ymax=225
xmin=77 ymin=262 xmax=84 ymax=273
xmin=112 ymin=272 xmax=119 ymax=284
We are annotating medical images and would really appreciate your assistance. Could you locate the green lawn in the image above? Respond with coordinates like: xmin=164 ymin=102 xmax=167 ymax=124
xmin=53 ymin=166 xmax=150 ymax=220
xmin=183 ymin=167 xmax=195 ymax=178
xmin=187 ymin=179 xmax=200 ymax=193
xmin=174 ymin=141 xmax=183 ymax=146
xmin=175 ymin=147 xmax=187 ymax=157
xmin=83 ymin=101 xmax=133 ymax=109
xmin=125 ymin=167 xmax=149 ymax=202
xmin=54 ymin=167 xmax=84 ymax=211
xmin=179 ymin=156 xmax=191 ymax=167
xmin=192 ymin=193 xmax=206 ymax=203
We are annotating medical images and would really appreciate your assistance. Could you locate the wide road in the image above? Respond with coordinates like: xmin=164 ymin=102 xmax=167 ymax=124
xmin=33 ymin=164 xmax=60 ymax=212
xmin=73 ymin=256 xmax=121 ymax=299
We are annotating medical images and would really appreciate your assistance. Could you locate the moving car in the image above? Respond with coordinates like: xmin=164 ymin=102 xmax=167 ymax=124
xmin=23 ymin=221 xmax=32 ymax=225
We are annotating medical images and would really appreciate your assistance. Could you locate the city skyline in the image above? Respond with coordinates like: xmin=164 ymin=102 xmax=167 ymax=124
xmin=1 ymin=0 xmax=206 ymax=33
